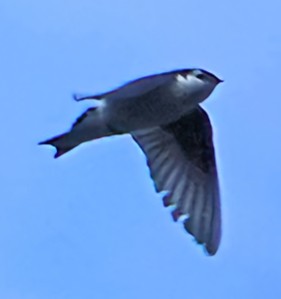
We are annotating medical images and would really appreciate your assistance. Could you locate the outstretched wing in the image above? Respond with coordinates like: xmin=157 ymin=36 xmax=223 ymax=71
xmin=73 ymin=70 xmax=184 ymax=101
xmin=131 ymin=106 xmax=221 ymax=255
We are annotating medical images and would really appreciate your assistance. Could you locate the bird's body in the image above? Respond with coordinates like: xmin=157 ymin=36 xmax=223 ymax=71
xmin=40 ymin=68 xmax=223 ymax=255
xmin=102 ymin=70 xmax=216 ymax=131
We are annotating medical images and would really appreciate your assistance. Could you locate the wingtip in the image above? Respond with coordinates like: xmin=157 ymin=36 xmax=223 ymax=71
xmin=205 ymin=235 xmax=220 ymax=256
xmin=72 ymin=93 xmax=83 ymax=102
xmin=183 ymin=218 xmax=220 ymax=256
xmin=205 ymin=246 xmax=218 ymax=256
xmin=72 ymin=93 xmax=101 ymax=101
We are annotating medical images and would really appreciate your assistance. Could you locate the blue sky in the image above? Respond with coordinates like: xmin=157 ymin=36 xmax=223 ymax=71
xmin=1 ymin=0 xmax=281 ymax=298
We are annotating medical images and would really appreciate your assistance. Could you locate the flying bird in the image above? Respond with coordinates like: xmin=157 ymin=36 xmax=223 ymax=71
xmin=39 ymin=68 xmax=223 ymax=255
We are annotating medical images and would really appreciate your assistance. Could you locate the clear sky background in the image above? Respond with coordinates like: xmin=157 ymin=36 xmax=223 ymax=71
xmin=1 ymin=1 xmax=281 ymax=298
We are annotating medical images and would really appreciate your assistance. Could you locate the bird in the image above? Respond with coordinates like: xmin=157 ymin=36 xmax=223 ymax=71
xmin=39 ymin=68 xmax=223 ymax=255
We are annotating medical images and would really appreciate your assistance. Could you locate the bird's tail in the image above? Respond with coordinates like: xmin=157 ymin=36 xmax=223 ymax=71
xmin=39 ymin=107 xmax=114 ymax=158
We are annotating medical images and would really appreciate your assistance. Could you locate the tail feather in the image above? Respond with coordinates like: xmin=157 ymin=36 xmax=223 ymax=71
xmin=39 ymin=106 xmax=116 ymax=158
xmin=39 ymin=133 xmax=77 ymax=158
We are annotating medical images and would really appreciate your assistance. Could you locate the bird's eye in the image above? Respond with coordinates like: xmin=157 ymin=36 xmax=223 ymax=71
xmin=196 ymin=73 xmax=205 ymax=80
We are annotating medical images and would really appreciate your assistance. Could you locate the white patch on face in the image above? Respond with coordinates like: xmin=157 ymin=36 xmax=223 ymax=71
xmin=176 ymin=74 xmax=189 ymax=84
xmin=174 ymin=73 xmax=216 ymax=103
xmin=176 ymin=73 xmax=204 ymax=91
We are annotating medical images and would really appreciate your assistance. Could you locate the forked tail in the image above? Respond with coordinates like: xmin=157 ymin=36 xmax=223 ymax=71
xmin=39 ymin=133 xmax=80 ymax=158
xmin=39 ymin=107 xmax=113 ymax=158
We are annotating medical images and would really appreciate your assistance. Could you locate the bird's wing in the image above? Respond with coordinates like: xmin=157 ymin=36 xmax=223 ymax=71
xmin=131 ymin=106 xmax=221 ymax=255
xmin=73 ymin=72 xmax=177 ymax=101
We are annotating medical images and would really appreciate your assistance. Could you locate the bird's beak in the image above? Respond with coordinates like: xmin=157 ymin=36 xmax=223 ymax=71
xmin=218 ymin=78 xmax=224 ymax=84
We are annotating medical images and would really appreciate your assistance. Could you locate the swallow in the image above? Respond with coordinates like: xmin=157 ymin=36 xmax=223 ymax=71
xmin=39 ymin=68 xmax=223 ymax=255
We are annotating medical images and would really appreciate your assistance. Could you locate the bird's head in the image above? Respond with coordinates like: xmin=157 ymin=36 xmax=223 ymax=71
xmin=190 ymin=68 xmax=223 ymax=85
xmin=177 ymin=68 xmax=223 ymax=103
